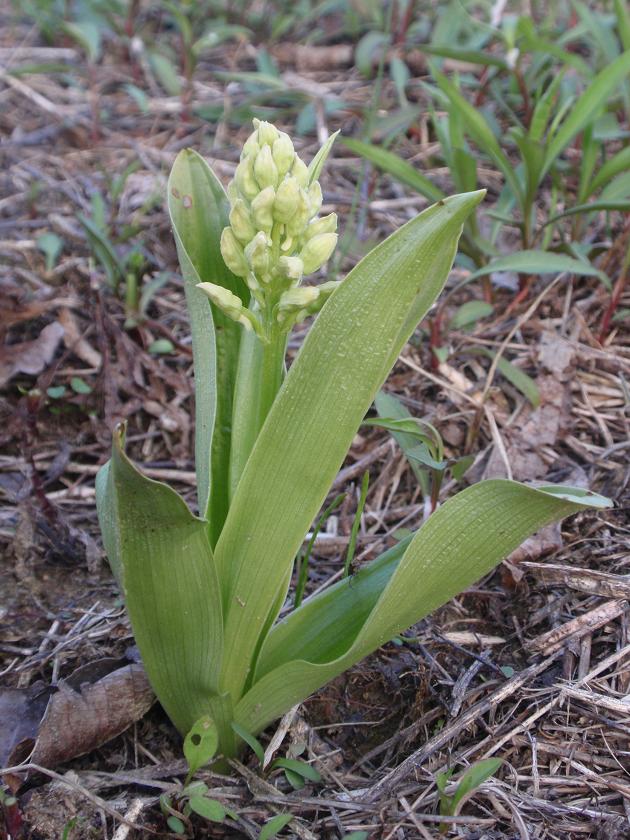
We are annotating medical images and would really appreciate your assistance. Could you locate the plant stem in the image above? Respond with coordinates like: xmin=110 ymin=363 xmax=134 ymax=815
xmin=257 ymin=325 xmax=286 ymax=430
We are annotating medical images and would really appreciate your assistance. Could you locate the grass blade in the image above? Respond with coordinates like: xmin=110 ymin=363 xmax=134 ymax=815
xmin=542 ymin=50 xmax=630 ymax=177
xmin=342 ymin=138 xmax=445 ymax=203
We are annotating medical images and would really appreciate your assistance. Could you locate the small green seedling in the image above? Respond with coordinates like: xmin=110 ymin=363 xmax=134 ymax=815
xmin=437 ymin=758 xmax=502 ymax=831
xmin=159 ymin=717 xmax=237 ymax=835
xmin=96 ymin=118 xmax=611 ymax=762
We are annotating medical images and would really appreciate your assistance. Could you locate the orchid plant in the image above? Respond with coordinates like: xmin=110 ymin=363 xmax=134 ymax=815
xmin=96 ymin=119 xmax=610 ymax=760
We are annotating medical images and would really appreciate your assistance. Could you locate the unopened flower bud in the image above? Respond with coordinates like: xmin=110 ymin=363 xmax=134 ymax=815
xmin=307 ymin=181 xmax=323 ymax=218
xmin=291 ymin=156 xmax=309 ymax=188
xmin=245 ymin=231 xmax=270 ymax=277
xmin=220 ymin=227 xmax=249 ymax=278
xmin=227 ymin=180 xmax=239 ymax=204
xmin=241 ymin=130 xmax=260 ymax=159
xmin=235 ymin=157 xmax=259 ymax=200
xmin=254 ymin=144 xmax=279 ymax=190
xmin=272 ymin=133 xmax=295 ymax=177
xmin=274 ymin=177 xmax=300 ymax=223
xmin=254 ymin=118 xmax=279 ymax=146
xmin=278 ymin=285 xmax=320 ymax=314
xmin=197 ymin=282 xmax=248 ymax=328
xmin=305 ymin=212 xmax=337 ymax=240
xmin=286 ymin=190 xmax=310 ymax=239
xmin=314 ymin=279 xmax=341 ymax=303
xmin=251 ymin=186 xmax=275 ymax=234
xmin=300 ymin=232 xmax=338 ymax=274
xmin=278 ymin=256 xmax=304 ymax=283
xmin=229 ymin=199 xmax=256 ymax=245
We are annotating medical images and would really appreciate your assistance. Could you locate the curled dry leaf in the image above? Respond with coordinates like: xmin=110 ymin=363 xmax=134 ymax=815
xmin=1 ymin=656 xmax=154 ymax=788
xmin=0 ymin=321 xmax=64 ymax=387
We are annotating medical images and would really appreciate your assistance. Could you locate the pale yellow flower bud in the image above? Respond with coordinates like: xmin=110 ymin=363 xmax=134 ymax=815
xmin=229 ymin=199 xmax=256 ymax=245
xmin=235 ymin=157 xmax=259 ymax=200
xmin=254 ymin=144 xmax=279 ymax=190
xmin=251 ymin=186 xmax=275 ymax=234
xmin=245 ymin=231 xmax=270 ymax=277
xmin=272 ymin=133 xmax=295 ymax=177
xmin=305 ymin=212 xmax=338 ymax=240
xmin=273 ymin=177 xmax=300 ymax=223
xmin=220 ymin=227 xmax=249 ymax=278
xmin=291 ymin=156 xmax=309 ymax=188
xmin=286 ymin=190 xmax=310 ymax=239
xmin=197 ymin=282 xmax=248 ymax=325
xmin=277 ymin=286 xmax=320 ymax=319
xmin=300 ymin=232 xmax=338 ymax=274
xmin=278 ymin=256 xmax=304 ymax=283
xmin=254 ymin=118 xmax=279 ymax=146
xmin=307 ymin=181 xmax=323 ymax=218
xmin=227 ymin=180 xmax=239 ymax=204
xmin=241 ymin=130 xmax=260 ymax=159
xmin=316 ymin=280 xmax=341 ymax=297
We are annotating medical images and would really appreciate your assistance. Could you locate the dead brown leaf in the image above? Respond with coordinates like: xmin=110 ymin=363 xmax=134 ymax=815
xmin=0 ymin=321 xmax=64 ymax=387
xmin=2 ymin=657 xmax=154 ymax=785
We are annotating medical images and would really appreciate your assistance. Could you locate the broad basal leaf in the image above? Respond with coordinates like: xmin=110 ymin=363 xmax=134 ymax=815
xmin=168 ymin=150 xmax=247 ymax=544
xmin=95 ymin=424 xmax=224 ymax=735
xmin=235 ymin=480 xmax=611 ymax=733
xmin=213 ymin=191 xmax=485 ymax=702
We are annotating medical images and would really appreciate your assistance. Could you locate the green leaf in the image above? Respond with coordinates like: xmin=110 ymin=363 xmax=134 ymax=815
xmin=166 ymin=815 xmax=186 ymax=834
xmin=420 ymin=44 xmax=508 ymax=69
xmin=235 ymin=481 xmax=610 ymax=734
xmin=271 ymin=758 xmax=321 ymax=783
xmin=284 ymin=768 xmax=305 ymax=789
xmin=432 ymin=71 xmax=523 ymax=205
xmin=259 ymin=814 xmax=293 ymax=840
xmin=467 ymin=347 xmax=540 ymax=407
xmin=343 ymin=833 xmax=370 ymax=840
xmin=231 ymin=721 xmax=264 ymax=764
xmin=374 ymin=391 xmax=427 ymax=486
xmin=70 ymin=377 xmax=92 ymax=395
xmin=465 ymin=250 xmax=609 ymax=287
xmin=615 ymin=0 xmax=630 ymax=51
xmin=149 ymin=51 xmax=182 ymax=96
xmin=188 ymin=795 xmax=226 ymax=822
xmin=37 ymin=232 xmax=63 ymax=272
xmin=451 ymin=758 xmax=502 ymax=813
xmin=46 ymin=385 xmax=66 ymax=400
xmin=544 ymin=200 xmax=630 ymax=227
xmin=542 ymin=51 xmax=630 ymax=177
xmin=214 ymin=191 xmax=485 ymax=704
xmin=184 ymin=716 xmax=219 ymax=776
xmin=168 ymin=149 xmax=247 ymax=545
xmin=450 ymin=300 xmax=494 ymax=329
xmin=600 ymin=171 xmax=630 ymax=201
xmin=308 ymin=130 xmax=340 ymax=184
xmin=63 ymin=21 xmax=101 ymax=62
xmin=588 ymin=146 xmax=630 ymax=196
xmin=77 ymin=213 xmax=126 ymax=289
xmin=390 ymin=56 xmax=410 ymax=105
xmin=355 ymin=30 xmax=389 ymax=77
xmin=341 ymin=138 xmax=444 ymax=203
xmin=149 ymin=339 xmax=175 ymax=355
xmin=95 ymin=423 xmax=225 ymax=736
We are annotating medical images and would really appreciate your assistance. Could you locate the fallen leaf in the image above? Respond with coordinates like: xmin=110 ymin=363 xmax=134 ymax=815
xmin=58 ymin=307 xmax=102 ymax=370
xmin=2 ymin=656 xmax=154 ymax=787
xmin=0 ymin=321 xmax=64 ymax=387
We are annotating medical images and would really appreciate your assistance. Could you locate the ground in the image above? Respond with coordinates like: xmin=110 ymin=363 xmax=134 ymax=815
xmin=1 ymin=2 xmax=629 ymax=838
